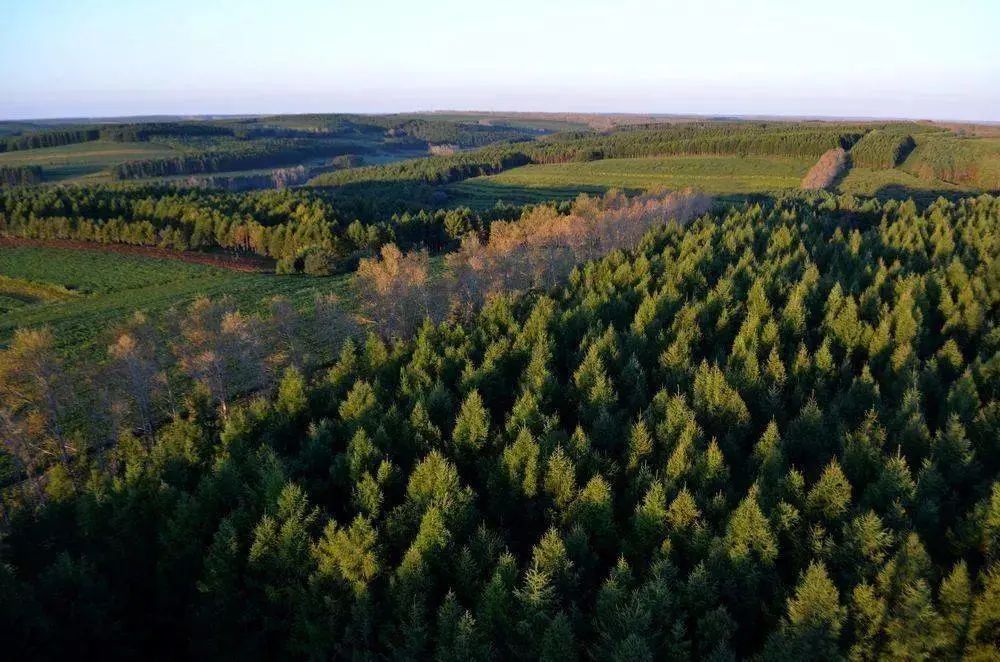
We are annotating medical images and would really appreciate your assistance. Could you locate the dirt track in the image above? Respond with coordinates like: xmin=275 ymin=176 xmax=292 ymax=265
xmin=0 ymin=236 xmax=273 ymax=273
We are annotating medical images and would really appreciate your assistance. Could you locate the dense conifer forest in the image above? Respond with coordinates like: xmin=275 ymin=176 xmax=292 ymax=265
xmin=2 ymin=190 xmax=997 ymax=659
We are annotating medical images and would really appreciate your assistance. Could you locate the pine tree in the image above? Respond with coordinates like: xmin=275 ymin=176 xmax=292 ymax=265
xmin=667 ymin=486 xmax=701 ymax=531
xmin=275 ymin=366 xmax=308 ymax=416
xmin=938 ymin=561 xmax=972 ymax=659
xmin=568 ymin=475 xmax=615 ymax=548
xmin=761 ymin=561 xmax=845 ymax=660
xmin=452 ymin=390 xmax=490 ymax=454
xmin=884 ymin=580 xmax=947 ymax=660
xmin=544 ymin=446 xmax=577 ymax=510
xmin=807 ymin=460 xmax=852 ymax=522
xmin=502 ymin=427 xmax=541 ymax=498
xmin=626 ymin=419 xmax=654 ymax=470
xmin=725 ymin=492 xmax=778 ymax=566
xmin=539 ymin=611 xmax=578 ymax=662
xmin=631 ymin=482 xmax=669 ymax=558
xmin=966 ymin=564 xmax=1000 ymax=659
xmin=314 ymin=515 xmax=379 ymax=596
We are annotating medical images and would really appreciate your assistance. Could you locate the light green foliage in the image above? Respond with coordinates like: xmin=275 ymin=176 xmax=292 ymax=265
xmin=454 ymin=154 xmax=814 ymax=203
xmin=314 ymin=515 xmax=379 ymax=595
xmin=725 ymin=493 xmax=778 ymax=566
xmin=452 ymin=390 xmax=490 ymax=453
xmin=502 ymin=427 xmax=540 ymax=497
xmin=544 ymin=446 xmax=577 ymax=510
xmin=761 ymin=561 xmax=846 ymax=660
xmin=275 ymin=366 xmax=308 ymax=416
xmin=807 ymin=460 xmax=853 ymax=521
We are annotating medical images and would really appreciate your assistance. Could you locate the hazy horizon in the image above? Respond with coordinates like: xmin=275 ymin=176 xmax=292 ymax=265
xmin=2 ymin=0 xmax=998 ymax=122
xmin=6 ymin=109 xmax=1000 ymax=126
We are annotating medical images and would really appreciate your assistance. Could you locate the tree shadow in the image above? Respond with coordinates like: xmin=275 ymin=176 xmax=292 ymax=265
xmin=870 ymin=184 xmax=985 ymax=205
xmin=829 ymin=154 xmax=853 ymax=190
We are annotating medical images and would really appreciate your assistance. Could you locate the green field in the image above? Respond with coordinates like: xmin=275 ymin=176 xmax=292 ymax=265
xmin=0 ymin=140 xmax=179 ymax=182
xmin=445 ymin=155 xmax=814 ymax=207
xmin=837 ymin=166 xmax=963 ymax=199
xmin=0 ymin=247 xmax=351 ymax=358
xmin=0 ymin=274 xmax=81 ymax=313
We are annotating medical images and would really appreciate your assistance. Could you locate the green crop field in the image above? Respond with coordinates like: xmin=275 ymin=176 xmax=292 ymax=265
xmin=0 ymin=247 xmax=351 ymax=359
xmin=445 ymin=154 xmax=814 ymax=207
xmin=0 ymin=140 xmax=180 ymax=182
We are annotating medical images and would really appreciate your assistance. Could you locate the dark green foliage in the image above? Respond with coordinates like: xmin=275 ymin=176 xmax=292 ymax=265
xmin=99 ymin=121 xmax=236 ymax=143
xmin=0 ymin=128 xmax=101 ymax=153
xmin=111 ymin=139 xmax=367 ymax=180
xmin=311 ymin=146 xmax=534 ymax=187
xmin=0 ymin=184 xmax=535 ymax=269
xmin=0 ymin=165 xmax=43 ymax=187
xmin=0 ymin=192 xmax=997 ymax=659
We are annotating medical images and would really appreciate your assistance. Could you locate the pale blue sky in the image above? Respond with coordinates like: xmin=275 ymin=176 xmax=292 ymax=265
xmin=2 ymin=0 xmax=997 ymax=121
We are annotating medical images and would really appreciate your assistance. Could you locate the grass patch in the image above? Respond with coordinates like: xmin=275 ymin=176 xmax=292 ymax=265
xmin=0 ymin=140 xmax=180 ymax=182
xmin=837 ymin=167 xmax=962 ymax=201
xmin=0 ymin=247 xmax=224 ymax=294
xmin=0 ymin=275 xmax=81 ymax=303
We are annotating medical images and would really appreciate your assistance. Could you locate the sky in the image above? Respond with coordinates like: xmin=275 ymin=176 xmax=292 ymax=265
xmin=1 ymin=0 xmax=998 ymax=121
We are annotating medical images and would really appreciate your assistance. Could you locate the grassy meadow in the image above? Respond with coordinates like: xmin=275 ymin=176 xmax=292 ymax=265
xmin=837 ymin=166 xmax=963 ymax=199
xmin=0 ymin=247 xmax=352 ymax=359
xmin=446 ymin=154 xmax=813 ymax=207
xmin=0 ymin=140 xmax=180 ymax=182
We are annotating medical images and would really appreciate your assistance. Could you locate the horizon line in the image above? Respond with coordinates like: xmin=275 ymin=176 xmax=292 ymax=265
xmin=3 ymin=109 xmax=999 ymax=126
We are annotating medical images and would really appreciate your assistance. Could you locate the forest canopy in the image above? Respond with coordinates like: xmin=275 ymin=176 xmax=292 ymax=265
xmin=1 ymin=190 xmax=997 ymax=659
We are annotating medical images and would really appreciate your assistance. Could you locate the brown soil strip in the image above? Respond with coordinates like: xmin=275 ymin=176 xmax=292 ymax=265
xmin=0 ymin=236 xmax=273 ymax=273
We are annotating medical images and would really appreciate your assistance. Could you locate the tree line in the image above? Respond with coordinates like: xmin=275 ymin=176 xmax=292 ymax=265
xmin=0 ymin=115 xmax=544 ymax=158
xmin=0 ymin=165 xmax=43 ymax=187
xmin=0 ymin=190 xmax=996 ymax=658
xmin=0 ymin=122 xmax=237 ymax=153
xmin=0 ymin=129 xmax=101 ymax=153
xmin=0 ymin=184 xmax=529 ymax=272
xmin=308 ymin=122 xmax=897 ymax=190
xmin=110 ymin=139 xmax=370 ymax=180
xmin=367 ymin=117 xmax=541 ymax=148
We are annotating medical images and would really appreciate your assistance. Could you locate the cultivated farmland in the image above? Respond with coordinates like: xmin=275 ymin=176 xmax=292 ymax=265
xmin=0 ymin=140 xmax=181 ymax=182
xmin=446 ymin=154 xmax=814 ymax=206
xmin=0 ymin=246 xmax=352 ymax=359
